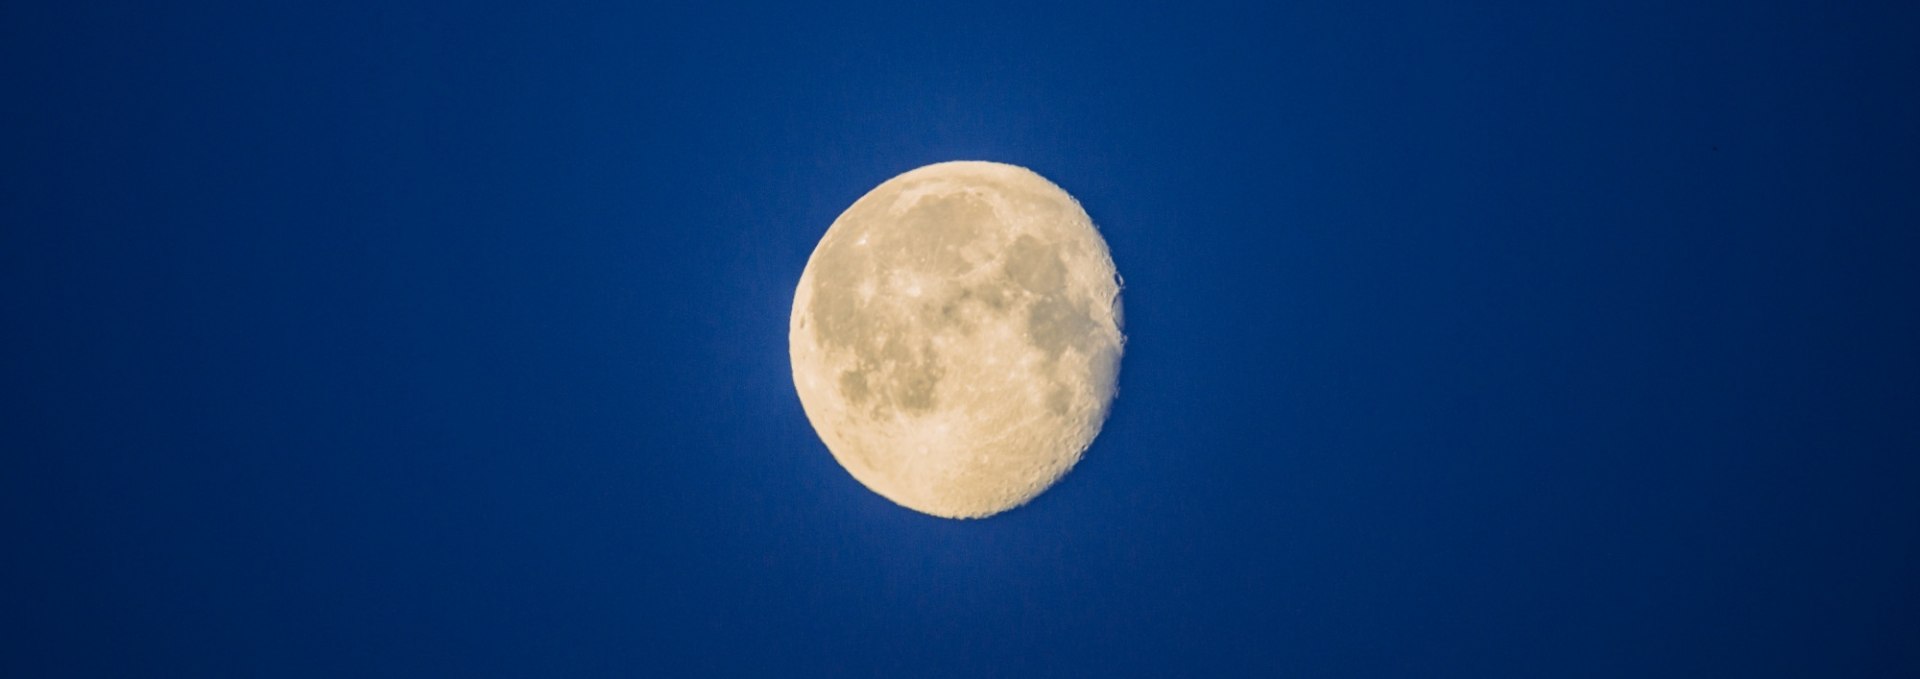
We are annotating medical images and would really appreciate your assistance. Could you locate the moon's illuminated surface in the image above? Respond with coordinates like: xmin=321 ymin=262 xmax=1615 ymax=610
xmin=790 ymin=161 xmax=1124 ymax=519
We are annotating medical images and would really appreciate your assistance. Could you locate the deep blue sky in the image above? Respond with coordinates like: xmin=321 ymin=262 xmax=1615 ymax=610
xmin=5 ymin=1 xmax=1918 ymax=676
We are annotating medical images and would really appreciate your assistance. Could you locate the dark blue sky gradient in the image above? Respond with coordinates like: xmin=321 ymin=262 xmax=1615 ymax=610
xmin=5 ymin=2 xmax=1918 ymax=675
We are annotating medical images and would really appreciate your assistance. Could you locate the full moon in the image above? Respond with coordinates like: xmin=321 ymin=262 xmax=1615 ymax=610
xmin=789 ymin=161 xmax=1124 ymax=519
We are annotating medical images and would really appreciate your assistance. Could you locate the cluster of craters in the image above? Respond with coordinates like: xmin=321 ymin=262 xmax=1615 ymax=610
xmin=805 ymin=184 xmax=1103 ymax=422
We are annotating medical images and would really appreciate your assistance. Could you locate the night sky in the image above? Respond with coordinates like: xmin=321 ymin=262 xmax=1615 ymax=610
xmin=5 ymin=2 xmax=1919 ymax=676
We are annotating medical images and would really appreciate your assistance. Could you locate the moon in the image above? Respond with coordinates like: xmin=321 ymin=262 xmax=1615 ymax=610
xmin=789 ymin=161 xmax=1124 ymax=519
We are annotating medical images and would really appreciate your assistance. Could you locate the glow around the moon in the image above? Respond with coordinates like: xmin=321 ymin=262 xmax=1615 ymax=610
xmin=789 ymin=161 xmax=1124 ymax=519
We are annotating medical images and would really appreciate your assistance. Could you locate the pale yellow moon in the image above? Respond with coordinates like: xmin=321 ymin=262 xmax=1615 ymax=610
xmin=789 ymin=161 xmax=1124 ymax=519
